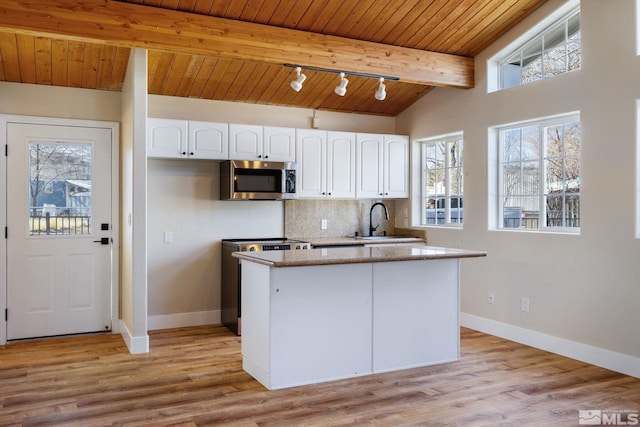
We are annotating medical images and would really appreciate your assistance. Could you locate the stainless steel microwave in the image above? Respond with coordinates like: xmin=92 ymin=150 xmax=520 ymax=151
xmin=220 ymin=160 xmax=297 ymax=200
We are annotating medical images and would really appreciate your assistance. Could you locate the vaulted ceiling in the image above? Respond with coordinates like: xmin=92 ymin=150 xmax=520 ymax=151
xmin=0 ymin=0 xmax=547 ymax=116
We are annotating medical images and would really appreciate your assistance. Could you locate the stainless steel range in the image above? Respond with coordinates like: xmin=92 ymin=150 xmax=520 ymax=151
xmin=221 ymin=238 xmax=311 ymax=335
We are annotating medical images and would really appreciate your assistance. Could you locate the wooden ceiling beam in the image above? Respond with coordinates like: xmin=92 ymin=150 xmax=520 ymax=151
xmin=0 ymin=0 xmax=474 ymax=89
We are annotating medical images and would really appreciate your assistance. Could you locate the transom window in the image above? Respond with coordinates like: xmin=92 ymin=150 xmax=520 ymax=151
xmin=495 ymin=114 xmax=580 ymax=232
xmin=498 ymin=5 xmax=580 ymax=90
xmin=420 ymin=134 xmax=464 ymax=227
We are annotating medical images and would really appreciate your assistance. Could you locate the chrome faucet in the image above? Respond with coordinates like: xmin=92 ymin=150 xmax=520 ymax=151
xmin=369 ymin=202 xmax=389 ymax=236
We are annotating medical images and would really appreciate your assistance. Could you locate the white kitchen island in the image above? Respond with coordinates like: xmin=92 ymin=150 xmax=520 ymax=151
xmin=233 ymin=245 xmax=486 ymax=390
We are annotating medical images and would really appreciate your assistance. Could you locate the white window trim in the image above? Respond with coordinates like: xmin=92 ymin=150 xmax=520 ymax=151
xmin=491 ymin=112 xmax=581 ymax=233
xmin=488 ymin=0 xmax=580 ymax=93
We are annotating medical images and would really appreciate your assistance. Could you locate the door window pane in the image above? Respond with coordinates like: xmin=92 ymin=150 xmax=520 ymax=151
xmin=29 ymin=142 xmax=92 ymax=235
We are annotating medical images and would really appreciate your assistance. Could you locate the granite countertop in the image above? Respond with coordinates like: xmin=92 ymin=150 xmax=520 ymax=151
xmin=233 ymin=245 xmax=487 ymax=267
xmin=296 ymin=236 xmax=425 ymax=247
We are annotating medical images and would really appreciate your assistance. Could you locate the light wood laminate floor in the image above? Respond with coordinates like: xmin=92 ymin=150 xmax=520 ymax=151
xmin=0 ymin=326 xmax=638 ymax=426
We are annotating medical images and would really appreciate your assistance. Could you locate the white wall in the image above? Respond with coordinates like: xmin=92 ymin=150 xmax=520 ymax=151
xmin=149 ymin=95 xmax=396 ymax=133
xmin=0 ymin=81 xmax=121 ymax=121
xmin=146 ymin=95 xmax=397 ymax=328
xmin=397 ymin=0 xmax=640 ymax=375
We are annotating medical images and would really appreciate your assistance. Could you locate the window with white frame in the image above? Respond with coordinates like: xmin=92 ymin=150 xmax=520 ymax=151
xmin=421 ymin=134 xmax=463 ymax=226
xmin=498 ymin=6 xmax=580 ymax=90
xmin=496 ymin=114 xmax=580 ymax=232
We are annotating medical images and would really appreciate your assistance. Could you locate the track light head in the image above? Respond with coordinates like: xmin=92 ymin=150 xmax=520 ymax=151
xmin=375 ymin=77 xmax=386 ymax=101
xmin=334 ymin=72 xmax=349 ymax=96
xmin=290 ymin=67 xmax=307 ymax=92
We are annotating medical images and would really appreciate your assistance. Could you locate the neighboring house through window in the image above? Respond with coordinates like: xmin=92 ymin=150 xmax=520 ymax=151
xmin=492 ymin=113 xmax=581 ymax=232
xmin=420 ymin=134 xmax=464 ymax=227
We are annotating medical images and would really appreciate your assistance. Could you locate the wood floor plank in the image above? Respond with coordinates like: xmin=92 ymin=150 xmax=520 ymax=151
xmin=0 ymin=325 xmax=638 ymax=426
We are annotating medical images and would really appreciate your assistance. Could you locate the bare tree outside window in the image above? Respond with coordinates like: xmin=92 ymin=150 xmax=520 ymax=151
xmin=423 ymin=136 xmax=463 ymax=225
xmin=544 ymin=121 xmax=581 ymax=227
xmin=29 ymin=142 xmax=93 ymax=235
xmin=498 ymin=116 xmax=580 ymax=231
xmin=500 ymin=9 xmax=580 ymax=89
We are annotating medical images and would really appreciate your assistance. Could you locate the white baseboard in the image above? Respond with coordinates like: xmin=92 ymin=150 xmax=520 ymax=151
xmin=461 ymin=313 xmax=640 ymax=379
xmin=119 ymin=320 xmax=149 ymax=354
xmin=147 ymin=310 xmax=220 ymax=331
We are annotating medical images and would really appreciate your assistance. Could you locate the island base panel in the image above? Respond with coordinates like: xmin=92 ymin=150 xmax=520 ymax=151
xmin=242 ymin=262 xmax=373 ymax=390
xmin=372 ymin=259 xmax=460 ymax=373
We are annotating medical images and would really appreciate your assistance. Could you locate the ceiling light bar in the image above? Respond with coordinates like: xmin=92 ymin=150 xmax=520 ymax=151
xmin=286 ymin=64 xmax=396 ymax=99
xmin=284 ymin=64 xmax=400 ymax=81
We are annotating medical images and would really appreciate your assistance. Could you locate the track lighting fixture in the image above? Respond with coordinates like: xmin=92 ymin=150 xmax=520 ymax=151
xmin=375 ymin=77 xmax=386 ymax=101
xmin=334 ymin=72 xmax=349 ymax=96
xmin=284 ymin=64 xmax=397 ymax=100
xmin=289 ymin=67 xmax=307 ymax=92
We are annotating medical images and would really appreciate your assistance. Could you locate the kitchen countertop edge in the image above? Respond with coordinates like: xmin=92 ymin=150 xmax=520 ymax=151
xmin=298 ymin=236 xmax=425 ymax=247
xmin=232 ymin=245 xmax=487 ymax=267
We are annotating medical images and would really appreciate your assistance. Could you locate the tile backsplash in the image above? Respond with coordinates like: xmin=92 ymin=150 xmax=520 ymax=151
xmin=284 ymin=199 xmax=396 ymax=238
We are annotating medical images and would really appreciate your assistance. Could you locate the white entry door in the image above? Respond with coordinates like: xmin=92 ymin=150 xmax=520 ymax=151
xmin=6 ymin=122 xmax=113 ymax=340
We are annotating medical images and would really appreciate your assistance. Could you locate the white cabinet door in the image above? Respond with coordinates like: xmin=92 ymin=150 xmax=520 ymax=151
xmin=356 ymin=133 xmax=384 ymax=198
xmin=264 ymin=126 xmax=296 ymax=162
xmin=147 ymin=118 xmax=188 ymax=158
xmin=188 ymin=121 xmax=229 ymax=160
xmin=296 ymin=129 xmax=326 ymax=198
xmin=229 ymin=123 xmax=263 ymax=160
xmin=356 ymin=133 xmax=409 ymax=199
xmin=327 ymin=131 xmax=356 ymax=198
xmin=372 ymin=259 xmax=459 ymax=373
xmin=384 ymin=135 xmax=409 ymax=198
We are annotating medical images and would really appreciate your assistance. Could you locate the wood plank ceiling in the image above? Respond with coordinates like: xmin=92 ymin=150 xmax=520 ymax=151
xmin=0 ymin=0 xmax=548 ymax=116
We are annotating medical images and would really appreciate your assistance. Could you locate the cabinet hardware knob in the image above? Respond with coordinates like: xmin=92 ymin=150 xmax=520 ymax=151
xmin=190 ymin=152 xmax=194 ymax=156
xmin=182 ymin=152 xmax=186 ymax=156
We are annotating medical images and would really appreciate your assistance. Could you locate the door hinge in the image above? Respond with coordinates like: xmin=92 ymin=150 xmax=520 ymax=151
xmin=4 ymin=309 xmax=7 ymax=321
xmin=4 ymin=227 xmax=7 ymax=239
xmin=4 ymin=144 xmax=7 ymax=156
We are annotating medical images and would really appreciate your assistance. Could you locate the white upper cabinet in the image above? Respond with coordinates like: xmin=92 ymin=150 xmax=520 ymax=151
xmin=263 ymin=126 xmax=296 ymax=162
xmin=296 ymin=129 xmax=326 ymax=198
xmin=229 ymin=124 xmax=263 ymax=160
xmin=296 ymin=129 xmax=356 ymax=199
xmin=356 ymin=133 xmax=384 ymax=198
xmin=327 ymin=131 xmax=357 ymax=198
xmin=188 ymin=121 xmax=229 ymax=160
xmin=147 ymin=118 xmax=188 ymax=159
xmin=147 ymin=118 xmax=228 ymax=160
xmin=356 ymin=133 xmax=409 ymax=199
xmin=229 ymin=124 xmax=296 ymax=161
xmin=383 ymin=135 xmax=409 ymax=198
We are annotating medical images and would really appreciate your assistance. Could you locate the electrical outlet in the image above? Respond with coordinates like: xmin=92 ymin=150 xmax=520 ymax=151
xmin=521 ymin=297 xmax=530 ymax=313
xmin=321 ymin=219 xmax=328 ymax=230
xmin=487 ymin=292 xmax=495 ymax=305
